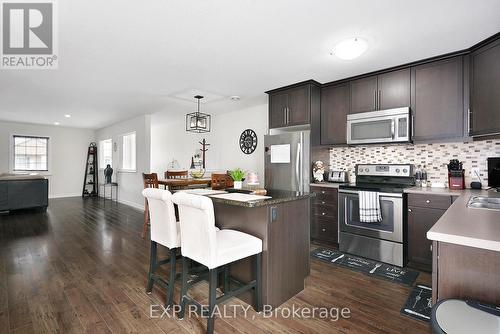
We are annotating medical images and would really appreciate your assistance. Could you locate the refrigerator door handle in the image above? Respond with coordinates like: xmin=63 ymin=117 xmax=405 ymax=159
xmin=296 ymin=142 xmax=301 ymax=192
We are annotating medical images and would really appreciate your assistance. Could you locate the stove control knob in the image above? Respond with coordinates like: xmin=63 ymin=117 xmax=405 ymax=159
xmin=365 ymin=168 xmax=369 ymax=172
xmin=396 ymin=168 xmax=400 ymax=173
xmin=403 ymin=168 xmax=408 ymax=174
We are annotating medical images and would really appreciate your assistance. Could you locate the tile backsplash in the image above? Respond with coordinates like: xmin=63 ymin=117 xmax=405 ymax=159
xmin=329 ymin=140 xmax=500 ymax=187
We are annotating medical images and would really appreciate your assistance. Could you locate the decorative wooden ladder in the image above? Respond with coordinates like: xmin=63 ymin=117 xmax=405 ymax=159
xmin=82 ymin=142 xmax=98 ymax=197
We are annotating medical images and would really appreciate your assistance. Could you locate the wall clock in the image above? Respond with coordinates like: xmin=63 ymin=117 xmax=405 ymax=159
xmin=239 ymin=129 xmax=258 ymax=154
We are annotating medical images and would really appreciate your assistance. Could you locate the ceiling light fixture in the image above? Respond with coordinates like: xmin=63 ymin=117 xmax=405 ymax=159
xmin=54 ymin=122 xmax=60 ymax=125
xmin=186 ymin=95 xmax=211 ymax=133
xmin=64 ymin=114 xmax=71 ymax=118
xmin=230 ymin=95 xmax=241 ymax=101
xmin=331 ymin=37 xmax=368 ymax=60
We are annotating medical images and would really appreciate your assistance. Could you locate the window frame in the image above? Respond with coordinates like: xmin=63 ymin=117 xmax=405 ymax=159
xmin=10 ymin=134 xmax=51 ymax=173
xmin=99 ymin=138 xmax=113 ymax=170
xmin=120 ymin=131 xmax=137 ymax=173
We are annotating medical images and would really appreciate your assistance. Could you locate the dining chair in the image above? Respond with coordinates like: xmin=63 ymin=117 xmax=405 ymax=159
xmin=142 ymin=172 xmax=159 ymax=238
xmin=165 ymin=170 xmax=189 ymax=191
xmin=211 ymin=173 xmax=234 ymax=190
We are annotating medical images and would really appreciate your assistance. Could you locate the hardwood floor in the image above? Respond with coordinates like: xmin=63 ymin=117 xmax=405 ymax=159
xmin=0 ymin=197 xmax=431 ymax=333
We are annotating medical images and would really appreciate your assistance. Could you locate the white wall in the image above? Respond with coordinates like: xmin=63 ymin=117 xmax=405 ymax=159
xmin=151 ymin=104 xmax=268 ymax=181
xmin=95 ymin=114 xmax=151 ymax=209
xmin=0 ymin=121 xmax=95 ymax=198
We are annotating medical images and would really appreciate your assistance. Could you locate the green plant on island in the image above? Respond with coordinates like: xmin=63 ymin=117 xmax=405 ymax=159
xmin=229 ymin=168 xmax=245 ymax=181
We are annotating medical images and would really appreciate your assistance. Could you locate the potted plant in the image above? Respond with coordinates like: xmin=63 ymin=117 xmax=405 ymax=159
xmin=229 ymin=168 xmax=245 ymax=189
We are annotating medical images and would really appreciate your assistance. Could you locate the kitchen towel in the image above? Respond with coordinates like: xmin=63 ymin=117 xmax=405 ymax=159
xmin=359 ymin=191 xmax=382 ymax=223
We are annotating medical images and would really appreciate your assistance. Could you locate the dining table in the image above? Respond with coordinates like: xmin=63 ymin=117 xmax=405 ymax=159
xmin=158 ymin=177 xmax=212 ymax=189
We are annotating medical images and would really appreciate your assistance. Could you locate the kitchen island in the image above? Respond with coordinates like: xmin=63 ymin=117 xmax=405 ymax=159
xmin=426 ymin=189 xmax=500 ymax=305
xmin=210 ymin=190 xmax=312 ymax=308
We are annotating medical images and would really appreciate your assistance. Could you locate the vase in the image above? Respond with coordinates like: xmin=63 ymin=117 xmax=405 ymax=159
xmin=234 ymin=181 xmax=243 ymax=189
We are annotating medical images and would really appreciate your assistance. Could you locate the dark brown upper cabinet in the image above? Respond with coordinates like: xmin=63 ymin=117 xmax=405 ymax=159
xmin=377 ymin=69 xmax=411 ymax=110
xmin=320 ymin=83 xmax=350 ymax=145
xmin=350 ymin=68 xmax=410 ymax=114
xmin=350 ymin=76 xmax=378 ymax=113
xmin=411 ymin=56 xmax=464 ymax=142
xmin=267 ymin=81 xmax=320 ymax=129
xmin=269 ymin=92 xmax=288 ymax=129
xmin=470 ymin=37 xmax=500 ymax=137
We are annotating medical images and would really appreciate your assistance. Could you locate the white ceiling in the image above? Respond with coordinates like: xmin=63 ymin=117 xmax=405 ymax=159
xmin=1 ymin=0 xmax=499 ymax=129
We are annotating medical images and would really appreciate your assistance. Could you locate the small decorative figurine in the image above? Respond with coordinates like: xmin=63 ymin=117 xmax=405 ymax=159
xmin=312 ymin=161 xmax=325 ymax=182
xmin=104 ymin=164 xmax=113 ymax=183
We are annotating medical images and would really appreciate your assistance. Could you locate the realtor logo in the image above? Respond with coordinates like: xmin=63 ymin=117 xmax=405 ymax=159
xmin=1 ymin=0 xmax=58 ymax=69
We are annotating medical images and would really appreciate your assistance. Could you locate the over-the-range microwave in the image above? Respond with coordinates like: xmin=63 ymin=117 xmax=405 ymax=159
xmin=346 ymin=107 xmax=411 ymax=145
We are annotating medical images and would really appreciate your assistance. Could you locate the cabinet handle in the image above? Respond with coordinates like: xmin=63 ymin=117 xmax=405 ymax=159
xmin=322 ymin=228 xmax=326 ymax=232
xmin=283 ymin=108 xmax=287 ymax=124
xmin=426 ymin=200 xmax=431 ymax=204
xmin=373 ymin=90 xmax=377 ymax=110
xmin=408 ymin=208 xmax=412 ymax=212
xmin=287 ymin=107 xmax=290 ymax=124
xmin=430 ymin=244 xmax=433 ymax=252
xmin=321 ymin=201 xmax=325 ymax=205
xmin=321 ymin=212 xmax=326 ymax=216
xmin=411 ymin=114 xmax=415 ymax=139
xmin=378 ymin=90 xmax=381 ymax=109
xmin=467 ymin=108 xmax=471 ymax=136
xmin=321 ymin=191 xmax=326 ymax=194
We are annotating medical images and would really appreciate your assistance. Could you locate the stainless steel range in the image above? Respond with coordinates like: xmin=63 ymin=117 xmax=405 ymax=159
xmin=338 ymin=164 xmax=414 ymax=267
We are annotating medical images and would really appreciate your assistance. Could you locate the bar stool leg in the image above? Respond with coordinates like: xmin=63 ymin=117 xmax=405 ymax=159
xmin=254 ymin=253 xmax=262 ymax=312
xmin=146 ymin=241 xmax=157 ymax=293
xmin=223 ymin=265 xmax=230 ymax=293
xmin=178 ymin=256 xmax=189 ymax=319
xmin=207 ymin=268 xmax=217 ymax=334
xmin=166 ymin=248 xmax=177 ymax=307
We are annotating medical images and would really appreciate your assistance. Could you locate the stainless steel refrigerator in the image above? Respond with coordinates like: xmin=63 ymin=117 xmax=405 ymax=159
xmin=264 ymin=131 xmax=310 ymax=192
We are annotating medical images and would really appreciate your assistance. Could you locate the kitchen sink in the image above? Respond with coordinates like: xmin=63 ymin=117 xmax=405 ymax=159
xmin=467 ymin=196 xmax=500 ymax=210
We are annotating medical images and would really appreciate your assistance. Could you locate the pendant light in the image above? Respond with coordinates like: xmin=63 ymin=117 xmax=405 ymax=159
xmin=186 ymin=95 xmax=211 ymax=133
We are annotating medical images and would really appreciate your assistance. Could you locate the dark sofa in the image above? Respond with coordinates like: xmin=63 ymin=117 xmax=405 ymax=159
xmin=0 ymin=174 xmax=49 ymax=213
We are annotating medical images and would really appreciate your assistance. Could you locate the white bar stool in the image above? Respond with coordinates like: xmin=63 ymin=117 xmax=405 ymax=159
xmin=172 ymin=192 xmax=263 ymax=334
xmin=142 ymin=188 xmax=180 ymax=306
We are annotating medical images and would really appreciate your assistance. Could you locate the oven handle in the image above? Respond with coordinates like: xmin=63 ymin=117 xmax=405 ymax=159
xmin=339 ymin=189 xmax=403 ymax=198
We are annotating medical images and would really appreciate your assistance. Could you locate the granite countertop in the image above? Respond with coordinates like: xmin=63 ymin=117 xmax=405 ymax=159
xmin=427 ymin=189 xmax=500 ymax=252
xmin=404 ymin=186 xmax=463 ymax=196
xmin=310 ymin=182 xmax=348 ymax=189
xmin=209 ymin=190 xmax=314 ymax=208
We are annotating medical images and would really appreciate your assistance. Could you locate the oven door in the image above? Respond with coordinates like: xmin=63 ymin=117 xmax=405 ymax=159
xmin=338 ymin=189 xmax=403 ymax=242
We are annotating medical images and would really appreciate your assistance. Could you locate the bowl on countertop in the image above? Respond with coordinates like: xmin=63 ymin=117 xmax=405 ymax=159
xmin=190 ymin=169 xmax=205 ymax=178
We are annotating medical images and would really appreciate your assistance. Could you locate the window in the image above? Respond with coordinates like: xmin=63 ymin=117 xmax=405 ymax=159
xmin=13 ymin=135 xmax=49 ymax=171
xmin=99 ymin=139 xmax=113 ymax=168
xmin=121 ymin=132 xmax=136 ymax=171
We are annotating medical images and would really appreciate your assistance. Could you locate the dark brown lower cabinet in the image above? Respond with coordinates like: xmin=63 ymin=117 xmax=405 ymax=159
xmin=310 ymin=186 xmax=338 ymax=245
xmin=432 ymin=241 xmax=500 ymax=305
xmin=407 ymin=206 xmax=446 ymax=271
xmin=407 ymin=193 xmax=454 ymax=272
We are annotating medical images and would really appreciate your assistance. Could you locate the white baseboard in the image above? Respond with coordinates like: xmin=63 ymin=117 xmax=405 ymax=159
xmin=49 ymin=193 xmax=81 ymax=199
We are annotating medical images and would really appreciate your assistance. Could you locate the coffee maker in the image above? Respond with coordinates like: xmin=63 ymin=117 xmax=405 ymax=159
xmin=448 ymin=159 xmax=465 ymax=190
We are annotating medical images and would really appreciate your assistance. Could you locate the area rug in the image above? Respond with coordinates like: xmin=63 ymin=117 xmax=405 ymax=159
xmin=311 ymin=248 xmax=419 ymax=286
xmin=400 ymin=284 xmax=433 ymax=322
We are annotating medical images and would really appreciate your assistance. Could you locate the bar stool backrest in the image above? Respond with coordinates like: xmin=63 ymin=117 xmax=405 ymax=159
xmin=142 ymin=188 xmax=179 ymax=249
xmin=172 ymin=192 xmax=217 ymax=268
